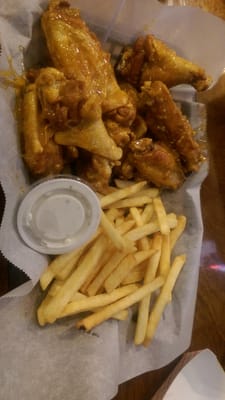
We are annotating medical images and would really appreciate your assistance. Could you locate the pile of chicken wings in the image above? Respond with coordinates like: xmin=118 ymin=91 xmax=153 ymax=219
xmin=19 ymin=0 xmax=211 ymax=193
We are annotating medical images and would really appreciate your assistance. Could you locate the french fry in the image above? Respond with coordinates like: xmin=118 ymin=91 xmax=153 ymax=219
xmin=111 ymin=309 xmax=129 ymax=321
xmin=39 ymin=267 xmax=54 ymax=292
xmin=100 ymin=211 xmax=136 ymax=252
xmin=153 ymin=197 xmax=170 ymax=235
xmin=79 ymin=249 xmax=113 ymax=294
xmin=103 ymin=196 xmax=152 ymax=209
xmin=55 ymin=248 xmax=84 ymax=281
xmin=170 ymin=215 xmax=187 ymax=251
xmin=129 ymin=207 xmax=143 ymax=226
xmin=115 ymin=216 xmax=125 ymax=227
xmin=134 ymin=233 xmax=162 ymax=345
xmin=81 ymin=219 xmax=136 ymax=292
xmin=82 ymin=219 xmax=135 ymax=294
xmin=125 ymin=213 xmax=177 ymax=242
xmin=37 ymin=293 xmax=53 ymax=326
xmin=104 ymin=253 xmax=136 ymax=293
xmin=76 ymin=277 xmax=164 ymax=331
xmin=86 ymin=251 xmax=130 ymax=297
xmin=39 ymin=228 xmax=101 ymax=289
xmin=104 ymin=249 xmax=156 ymax=293
xmin=81 ymin=216 xmax=137 ymax=293
xmin=122 ymin=261 xmax=147 ymax=285
xmin=141 ymin=203 xmax=155 ymax=224
xmin=60 ymin=284 xmax=138 ymax=318
xmin=129 ymin=207 xmax=149 ymax=250
xmin=144 ymin=254 xmax=186 ymax=346
xmin=159 ymin=234 xmax=171 ymax=277
xmin=48 ymin=279 xmax=64 ymax=297
xmin=105 ymin=208 xmax=124 ymax=222
xmin=71 ymin=292 xmax=87 ymax=301
xmin=41 ymin=234 xmax=109 ymax=324
xmin=145 ymin=233 xmax=163 ymax=281
xmin=100 ymin=181 xmax=147 ymax=208
xmin=129 ymin=188 xmax=159 ymax=199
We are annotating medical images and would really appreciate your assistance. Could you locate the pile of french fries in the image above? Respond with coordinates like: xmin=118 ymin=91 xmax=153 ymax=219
xmin=37 ymin=180 xmax=187 ymax=346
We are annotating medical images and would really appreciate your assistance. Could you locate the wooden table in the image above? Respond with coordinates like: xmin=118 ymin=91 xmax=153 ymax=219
xmin=1 ymin=2 xmax=225 ymax=399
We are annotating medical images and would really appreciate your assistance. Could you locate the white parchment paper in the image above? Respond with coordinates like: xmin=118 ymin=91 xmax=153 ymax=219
xmin=0 ymin=1 xmax=225 ymax=399
xmin=163 ymin=349 xmax=225 ymax=399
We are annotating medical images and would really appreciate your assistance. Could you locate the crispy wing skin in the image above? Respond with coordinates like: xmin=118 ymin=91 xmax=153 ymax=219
xmin=116 ymin=35 xmax=211 ymax=91
xmin=129 ymin=138 xmax=185 ymax=190
xmin=140 ymin=81 xmax=202 ymax=173
xmin=22 ymin=83 xmax=64 ymax=176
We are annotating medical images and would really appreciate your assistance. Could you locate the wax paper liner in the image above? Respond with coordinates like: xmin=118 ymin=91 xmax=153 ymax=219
xmin=0 ymin=1 xmax=225 ymax=399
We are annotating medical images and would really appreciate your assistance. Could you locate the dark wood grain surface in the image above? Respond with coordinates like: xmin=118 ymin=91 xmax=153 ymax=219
xmin=1 ymin=2 xmax=225 ymax=399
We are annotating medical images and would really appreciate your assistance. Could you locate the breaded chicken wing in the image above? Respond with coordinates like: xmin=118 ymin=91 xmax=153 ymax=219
xmin=140 ymin=81 xmax=202 ymax=173
xmin=76 ymin=152 xmax=115 ymax=194
xmin=104 ymin=119 xmax=133 ymax=148
xmin=41 ymin=0 xmax=130 ymax=117
xmin=129 ymin=138 xmax=185 ymax=190
xmin=116 ymin=34 xmax=211 ymax=91
xmin=22 ymin=83 xmax=64 ymax=176
xmin=54 ymin=118 xmax=122 ymax=161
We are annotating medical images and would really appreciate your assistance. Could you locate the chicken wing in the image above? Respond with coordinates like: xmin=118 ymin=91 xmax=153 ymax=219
xmin=116 ymin=34 xmax=211 ymax=91
xmin=31 ymin=66 xmax=101 ymax=128
xmin=76 ymin=152 xmax=116 ymax=194
xmin=22 ymin=82 xmax=64 ymax=176
xmin=128 ymin=138 xmax=185 ymax=190
xmin=140 ymin=81 xmax=202 ymax=173
xmin=41 ymin=0 xmax=130 ymax=117
xmin=54 ymin=117 xmax=122 ymax=161
xmin=104 ymin=119 xmax=133 ymax=148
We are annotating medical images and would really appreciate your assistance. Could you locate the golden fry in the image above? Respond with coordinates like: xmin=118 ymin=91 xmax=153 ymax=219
xmin=134 ymin=233 xmax=162 ymax=345
xmin=144 ymin=254 xmax=186 ymax=346
xmin=76 ymin=277 xmax=164 ymax=331
xmin=129 ymin=207 xmax=149 ymax=250
xmin=48 ymin=279 xmax=64 ymax=297
xmin=87 ymin=251 xmax=130 ymax=297
xmin=60 ymin=284 xmax=138 ymax=318
xmin=125 ymin=213 xmax=177 ymax=242
xmin=153 ymin=197 xmax=170 ymax=235
xmin=104 ymin=249 xmax=156 ymax=293
xmin=40 ymin=228 xmax=101 ymax=289
xmin=40 ymin=234 xmax=109 ymax=324
xmin=170 ymin=215 xmax=187 ymax=251
xmin=129 ymin=188 xmax=159 ymax=199
xmin=100 ymin=181 xmax=147 ymax=208
xmin=141 ymin=203 xmax=155 ymax=224
xmin=110 ymin=309 xmax=129 ymax=321
xmin=159 ymin=234 xmax=171 ymax=277
xmin=105 ymin=208 xmax=124 ymax=222
xmin=80 ymin=218 xmax=137 ymax=292
xmin=122 ymin=262 xmax=146 ymax=284
xmin=100 ymin=210 xmax=135 ymax=252
xmin=103 ymin=196 xmax=152 ymax=209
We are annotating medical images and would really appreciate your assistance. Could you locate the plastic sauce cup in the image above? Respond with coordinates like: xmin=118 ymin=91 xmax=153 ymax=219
xmin=16 ymin=176 xmax=101 ymax=255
